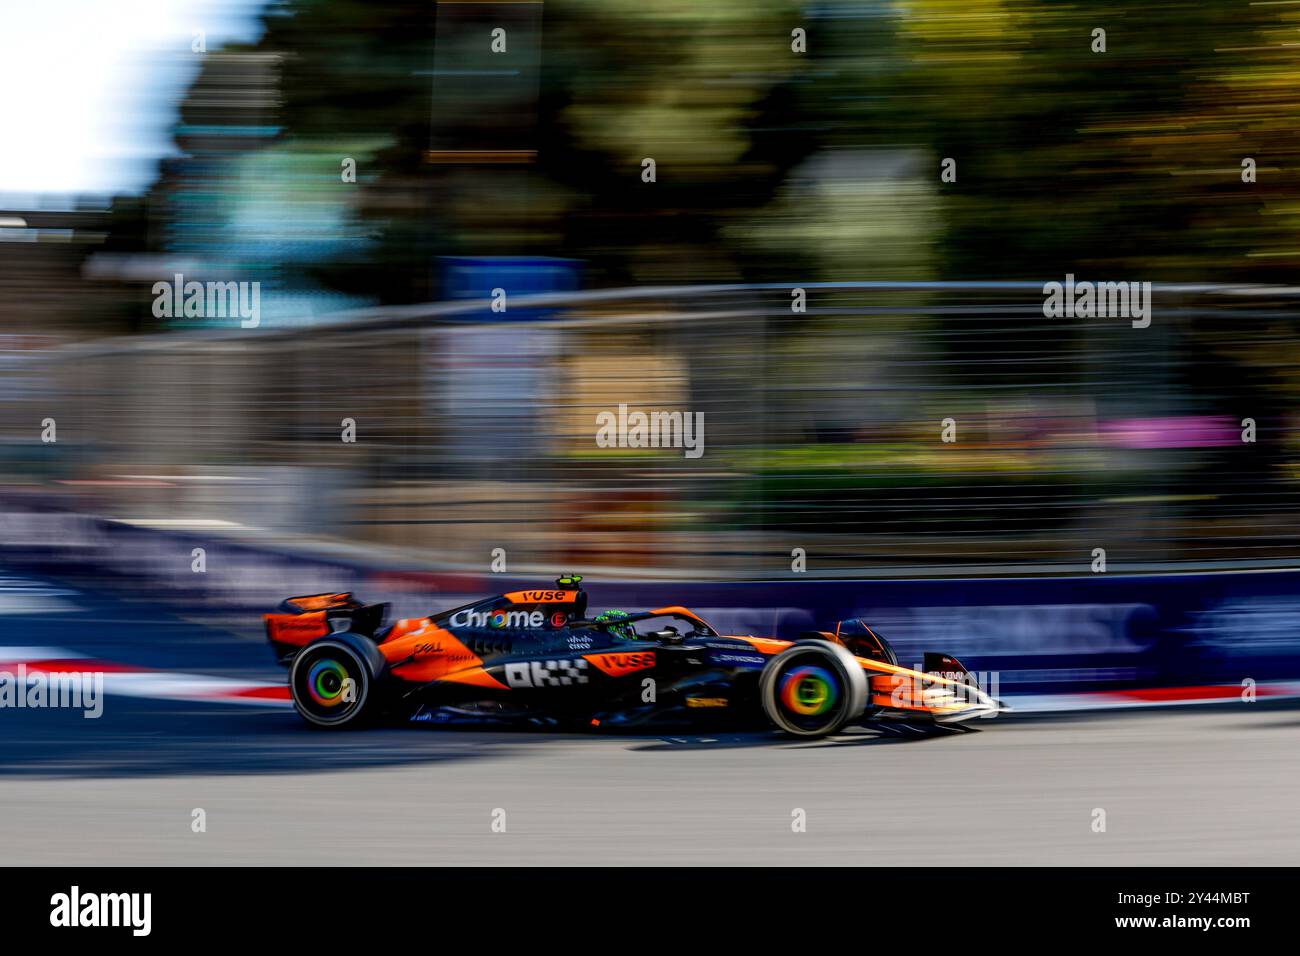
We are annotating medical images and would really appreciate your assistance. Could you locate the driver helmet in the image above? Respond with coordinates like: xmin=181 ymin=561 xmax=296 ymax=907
xmin=594 ymin=608 xmax=637 ymax=641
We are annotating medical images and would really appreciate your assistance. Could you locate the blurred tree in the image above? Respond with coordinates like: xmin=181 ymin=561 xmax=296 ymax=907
xmin=114 ymin=0 xmax=1300 ymax=300
xmin=243 ymin=0 xmax=829 ymax=298
xmin=890 ymin=0 xmax=1300 ymax=282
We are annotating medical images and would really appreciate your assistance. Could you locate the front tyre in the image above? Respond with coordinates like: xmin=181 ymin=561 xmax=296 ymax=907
xmin=759 ymin=640 xmax=868 ymax=738
xmin=289 ymin=639 xmax=376 ymax=728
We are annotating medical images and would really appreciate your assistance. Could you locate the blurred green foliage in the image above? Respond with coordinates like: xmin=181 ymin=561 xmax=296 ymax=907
xmin=131 ymin=0 xmax=1300 ymax=300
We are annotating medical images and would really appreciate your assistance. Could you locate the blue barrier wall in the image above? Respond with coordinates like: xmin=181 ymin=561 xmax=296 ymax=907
xmin=5 ymin=506 xmax=1299 ymax=697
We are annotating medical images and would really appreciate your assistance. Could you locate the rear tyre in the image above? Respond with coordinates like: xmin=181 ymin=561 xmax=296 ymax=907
xmin=289 ymin=639 xmax=377 ymax=728
xmin=759 ymin=640 xmax=868 ymax=738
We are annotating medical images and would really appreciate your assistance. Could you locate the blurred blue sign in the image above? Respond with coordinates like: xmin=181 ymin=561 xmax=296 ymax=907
xmin=439 ymin=256 xmax=581 ymax=321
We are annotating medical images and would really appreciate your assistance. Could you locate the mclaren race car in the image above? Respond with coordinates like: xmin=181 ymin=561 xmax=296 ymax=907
xmin=265 ymin=576 xmax=1006 ymax=737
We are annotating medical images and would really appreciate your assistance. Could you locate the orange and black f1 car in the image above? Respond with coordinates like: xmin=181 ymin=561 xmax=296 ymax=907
xmin=265 ymin=576 xmax=1007 ymax=737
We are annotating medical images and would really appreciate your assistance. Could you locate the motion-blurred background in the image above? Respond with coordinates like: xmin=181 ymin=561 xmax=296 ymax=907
xmin=4 ymin=0 xmax=1300 ymax=578
xmin=6 ymin=2 xmax=1300 ymax=870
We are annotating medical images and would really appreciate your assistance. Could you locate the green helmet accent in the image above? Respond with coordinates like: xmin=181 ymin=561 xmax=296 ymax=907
xmin=594 ymin=608 xmax=636 ymax=641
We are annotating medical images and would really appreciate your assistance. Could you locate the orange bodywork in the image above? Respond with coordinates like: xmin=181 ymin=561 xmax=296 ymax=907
xmin=283 ymin=593 xmax=353 ymax=612
xmin=647 ymin=605 xmax=711 ymax=628
xmin=584 ymin=650 xmax=656 ymax=677
xmin=377 ymin=622 xmax=506 ymax=687
xmin=723 ymin=632 xmax=983 ymax=716
xmin=273 ymin=595 xmax=983 ymax=716
xmin=264 ymin=609 xmax=330 ymax=648
xmin=504 ymin=589 xmax=579 ymax=604
xmin=384 ymin=617 xmax=433 ymax=642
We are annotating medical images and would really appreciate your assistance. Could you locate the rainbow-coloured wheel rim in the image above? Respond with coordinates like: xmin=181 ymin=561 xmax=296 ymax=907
xmin=307 ymin=657 xmax=351 ymax=708
xmin=291 ymin=643 xmax=368 ymax=725
xmin=778 ymin=665 xmax=840 ymax=717
xmin=761 ymin=644 xmax=864 ymax=737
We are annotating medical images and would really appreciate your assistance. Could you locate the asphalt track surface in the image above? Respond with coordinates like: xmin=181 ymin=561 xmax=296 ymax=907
xmin=2 ymin=569 xmax=1299 ymax=865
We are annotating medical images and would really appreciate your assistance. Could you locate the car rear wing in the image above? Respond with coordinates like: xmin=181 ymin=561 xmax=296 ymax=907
xmin=265 ymin=592 xmax=388 ymax=664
